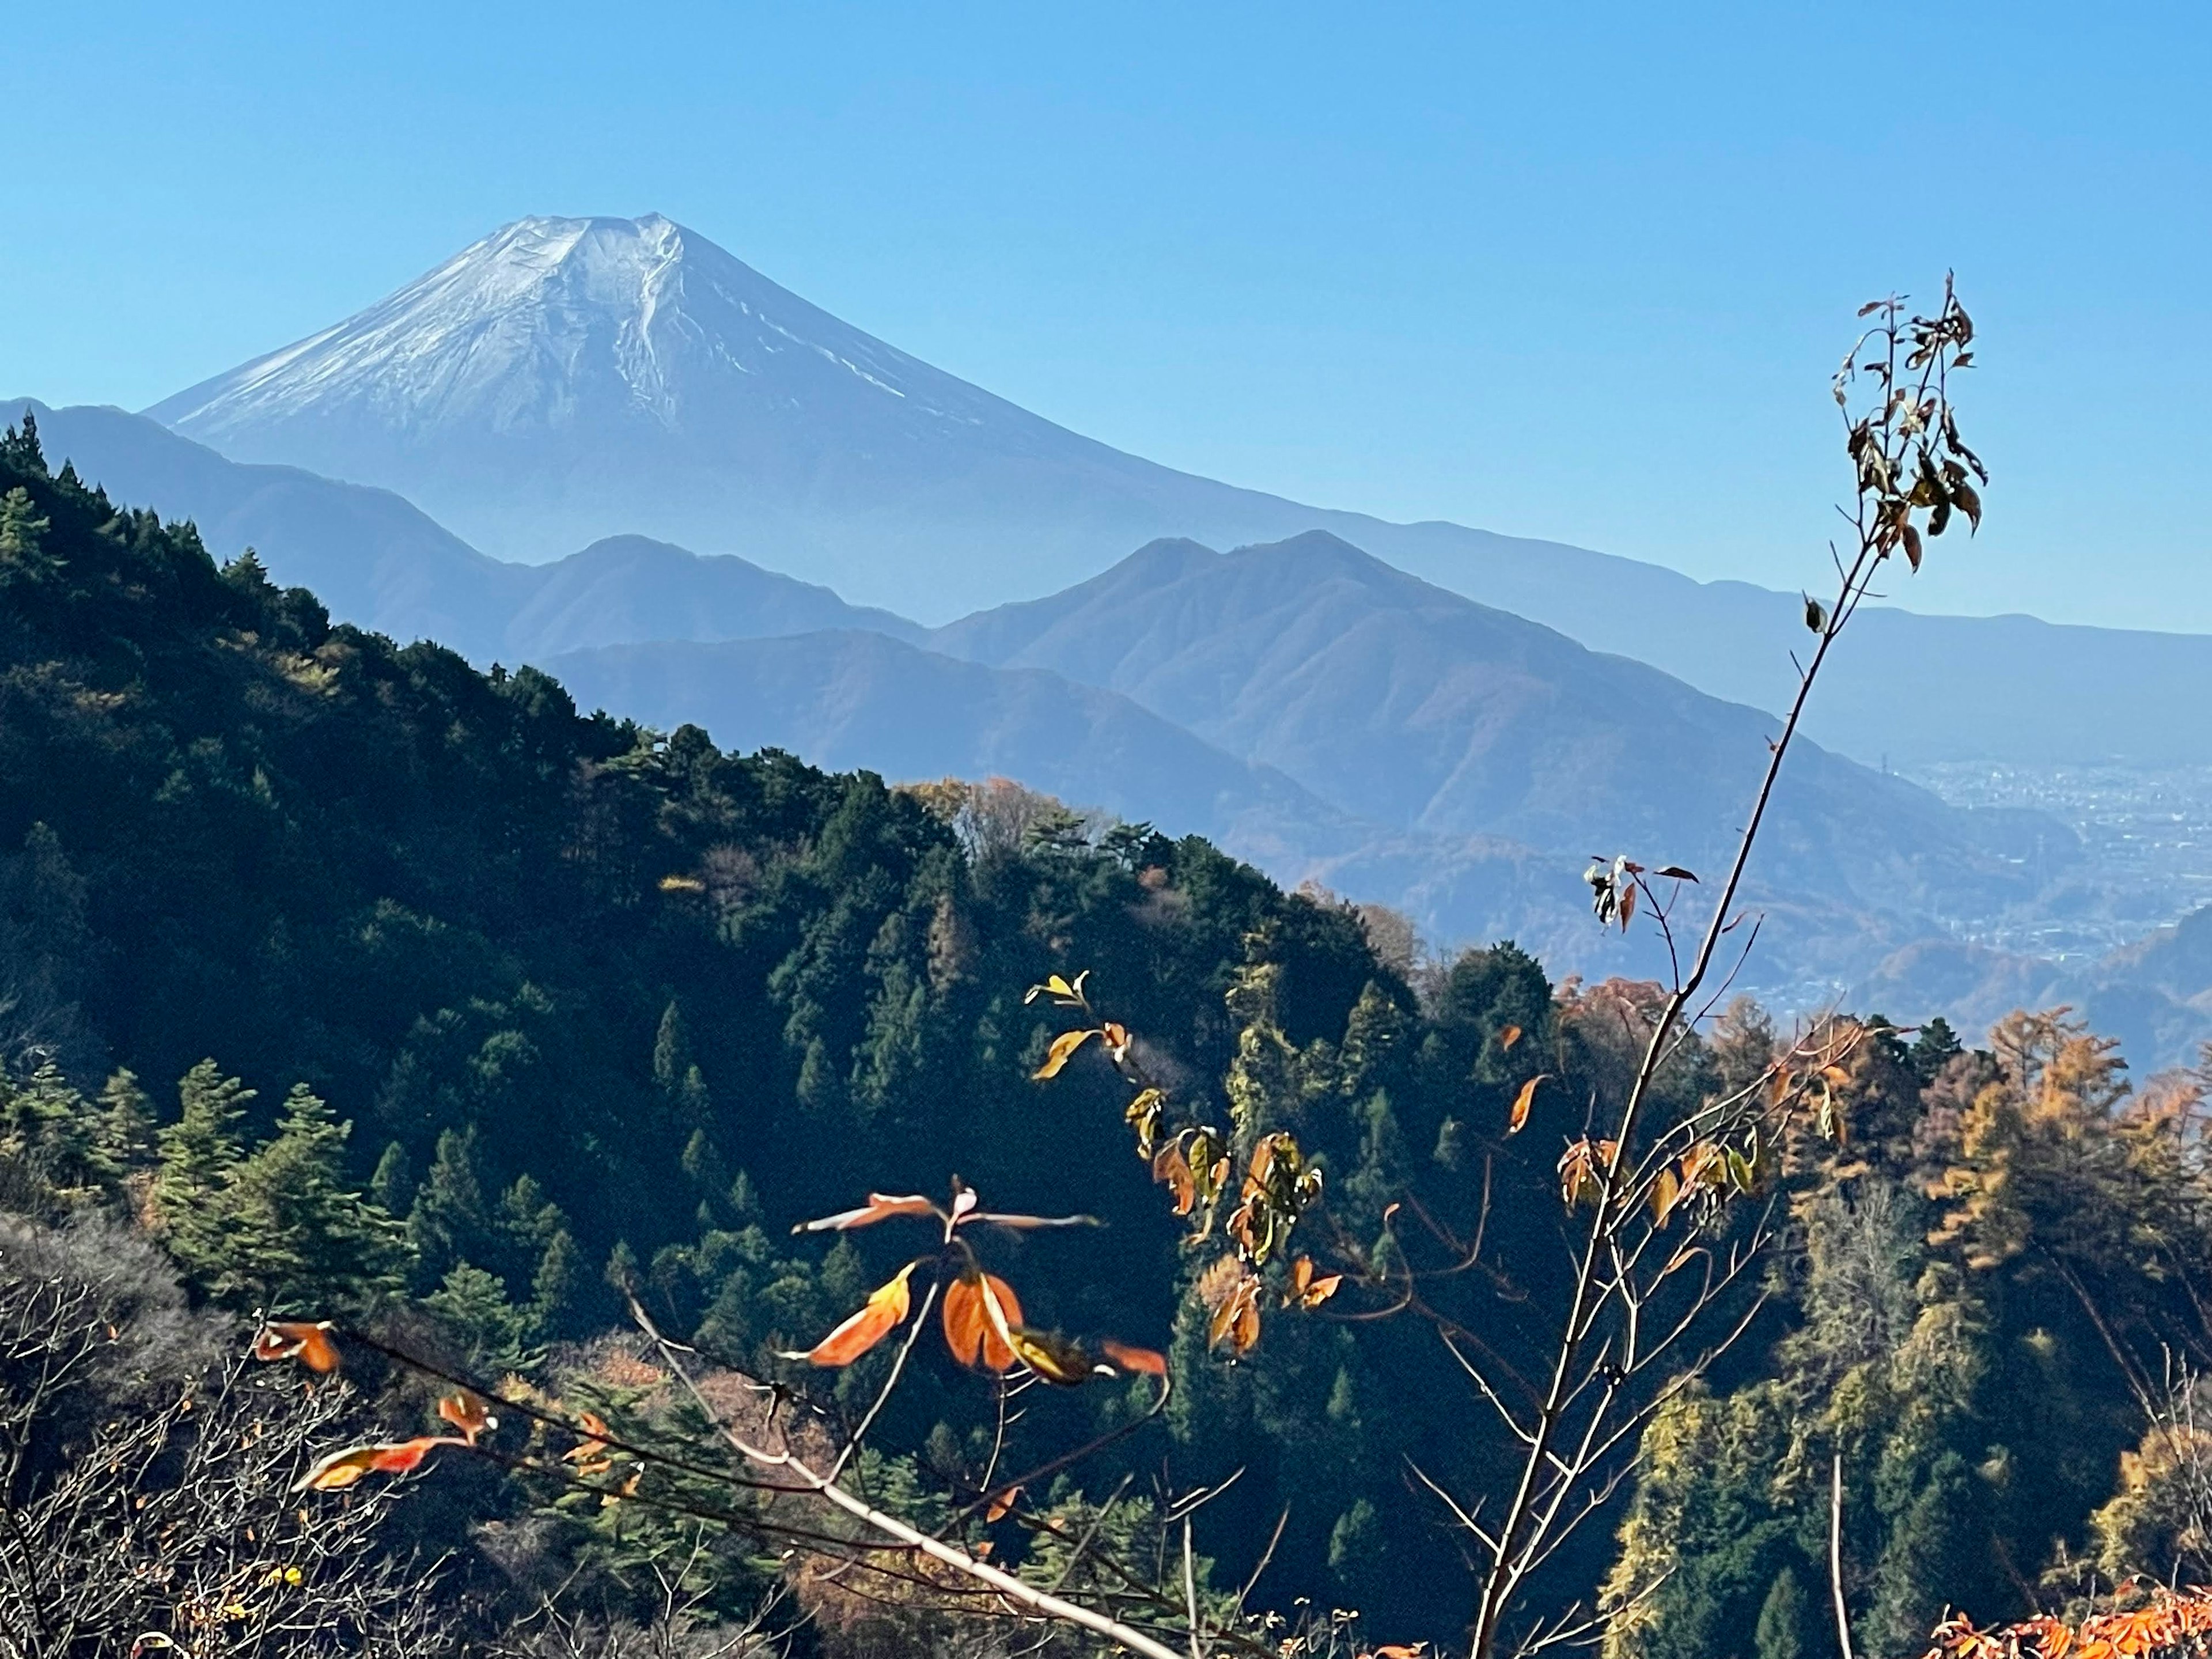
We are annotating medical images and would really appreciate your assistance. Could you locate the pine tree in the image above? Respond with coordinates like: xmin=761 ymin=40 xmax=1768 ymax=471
xmin=370 ymin=1140 xmax=415 ymax=1215
xmin=95 ymin=1070 xmax=155 ymax=1175
xmin=154 ymin=1060 xmax=253 ymax=1281
xmin=531 ymin=1228 xmax=585 ymax=1334
xmin=1753 ymin=1568 xmax=1808 ymax=1659
xmin=214 ymin=1084 xmax=412 ymax=1313
xmin=0 ymin=487 xmax=58 ymax=586
xmin=0 ymin=1062 xmax=111 ymax=1200
xmin=425 ymin=1262 xmax=538 ymax=1377
xmin=408 ymin=1124 xmax=490 ymax=1279
xmin=653 ymin=999 xmax=712 ymax=1127
xmin=0 ymin=409 xmax=44 ymax=472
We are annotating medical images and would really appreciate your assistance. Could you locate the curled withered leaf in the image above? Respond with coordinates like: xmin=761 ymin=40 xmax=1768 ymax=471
xmin=295 ymin=1435 xmax=461 ymax=1493
xmin=968 ymin=1209 xmax=1103 ymax=1230
xmin=1008 ymin=1327 xmax=1093 ymax=1386
xmin=1199 ymin=1256 xmax=1263 ymax=1355
xmin=783 ymin=1263 xmax=918 ymax=1366
xmin=1124 ymin=1086 xmax=1166 ymax=1156
xmin=1650 ymin=1166 xmax=1683 ymax=1227
xmin=1153 ymin=1141 xmax=1198 ymax=1215
xmin=1950 ymin=479 xmax=1982 ymax=532
xmin=794 ymin=1193 xmax=939 ymax=1233
xmin=563 ymin=1411 xmax=611 ymax=1463
xmin=1023 ymin=969 xmax=1090 ymax=1008
xmin=1679 ymin=1141 xmax=1726 ymax=1192
xmin=942 ymin=1271 xmax=1024 ymax=1371
xmin=1498 ymin=1023 xmax=1523 ymax=1052
xmin=1097 ymin=1338 xmax=1169 ymax=1377
xmin=1804 ymin=595 xmax=1827 ymax=633
xmin=436 ymin=1391 xmax=497 ymax=1446
xmin=1508 ymin=1073 xmax=1548 ymax=1135
xmin=986 ymin=1485 xmax=1023 ymax=1522
xmin=1214 ymin=1281 xmax=1262 ymax=1356
xmin=1287 ymin=1255 xmax=1343 ymax=1309
xmin=1558 ymin=1139 xmax=1616 ymax=1211
xmin=1033 ymin=1026 xmax=1097 ymax=1080
xmin=1654 ymin=865 xmax=1698 ymax=882
xmin=252 ymin=1320 xmax=341 ymax=1373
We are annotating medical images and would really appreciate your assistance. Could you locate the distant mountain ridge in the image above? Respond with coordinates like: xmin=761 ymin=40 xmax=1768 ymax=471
xmin=32 ymin=393 xmax=2212 ymax=1053
xmin=133 ymin=213 xmax=2212 ymax=767
xmin=12 ymin=402 xmax=915 ymax=664
xmin=922 ymin=531 xmax=2073 ymax=946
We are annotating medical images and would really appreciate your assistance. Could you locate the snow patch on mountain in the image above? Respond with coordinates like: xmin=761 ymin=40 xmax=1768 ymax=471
xmin=151 ymin=214 xmax=1004 ymax=448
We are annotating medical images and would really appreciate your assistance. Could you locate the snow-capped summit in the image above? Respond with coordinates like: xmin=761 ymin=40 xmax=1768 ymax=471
xmin=156 ymin=214 xmax=1012 ymax=441
xmin=148 ymin=213 xmax=1315 ymax=614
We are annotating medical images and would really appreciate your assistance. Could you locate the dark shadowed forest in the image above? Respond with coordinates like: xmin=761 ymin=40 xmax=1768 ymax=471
xmin=8 ymin=402 xmax=2212 ymax=1659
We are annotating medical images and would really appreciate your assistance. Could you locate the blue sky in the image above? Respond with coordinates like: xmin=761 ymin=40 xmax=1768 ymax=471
xmin=5 ymin=2 xmax=2205 ymax=631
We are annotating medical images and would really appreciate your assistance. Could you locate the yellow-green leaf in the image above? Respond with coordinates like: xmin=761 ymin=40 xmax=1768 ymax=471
xmin=1033 ymin=1027 xmax=1098 ymax=1080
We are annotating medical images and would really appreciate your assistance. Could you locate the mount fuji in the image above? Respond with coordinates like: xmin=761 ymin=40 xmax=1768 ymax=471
xmin=147 ymin=213 xmax=1343 ymax=620
xmin=139 ymin=213 xmax=2212 ymax=767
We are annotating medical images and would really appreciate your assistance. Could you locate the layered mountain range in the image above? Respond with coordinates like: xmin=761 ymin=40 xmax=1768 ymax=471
xmin=12 ymin=209 xmax=2210 ymax=1057
xmin=14 ymin=397 xmax=2075 ymax=1007
xmin=135 ymin=213 xmax=2212 ymax=767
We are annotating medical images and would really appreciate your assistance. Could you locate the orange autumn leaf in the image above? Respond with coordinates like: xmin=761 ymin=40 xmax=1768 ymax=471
xmin=794 ymin=1192 xmax=939 ymax=1233
xmin=564 ymin=1411 xmax=612 ymax=1464
xmin=294 ymin=1435 xmax=459 ymax=1493
xmin=1679 ymin=1141 xmax=1726 ymax=1192
xmin=1288 ymin=1255 xmax=1343 ymax=1309
xmin=435 ymin=1392 xmax=497 ymax=1446
xmin=1508 ymin=1073 xmax=1548 ymax=1135
xmin=1925 ymin=1590 xmax=2212 ymax=1659
xmin=942 ymin=1272 xmax=1025 ymax=1370
xmin=985 ymin=1484 xmax=1022 ymax=1522
xmin=1498 ymin=1024 xmax=1522 ymax=1052
xmin=1558 ymin=1138 xmax=1617 ymax=1210
xmin=1097 ymin=1338 xmax=1169 ymax=1377
xmin=1153 ymin=1142 xmax=1198 ymax=1214
xmin=1200 ymin=1260 xmax=1263 ymax=1355
xmin=252 ymin=1321 xmax=341 ymax=1373
xmin=1033 ymin=1026 xmax=1098 ymax=1080
xmin=785 ymin=1263 xmax=917 ymax=1366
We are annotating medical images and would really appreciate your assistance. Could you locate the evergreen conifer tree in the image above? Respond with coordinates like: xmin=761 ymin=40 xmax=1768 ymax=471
xmin=408 ymin=1124 xmax=490 ymax=1279
xmin=154 ymin=1060 xmax=253 ymax=1282
xmin=1753 ymin=1568 xmax=1808 ymax=1659
xmin=95 ymin=1069 xmax=155 ymax=1175
xmin=214 ymin=1084 xmax=412 ymax=1313
xmin=370 ymin=1140 xmax=415 ymax=1215
xmin=0 ymin=486 xmax=58 ymax=585
xmin=425 ymin=1261 xmax=537 ymax=1376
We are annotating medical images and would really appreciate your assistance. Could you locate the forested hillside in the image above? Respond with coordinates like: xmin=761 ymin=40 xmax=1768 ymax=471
xmin=6 ymin=408 xmax=2212 ymax=1658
